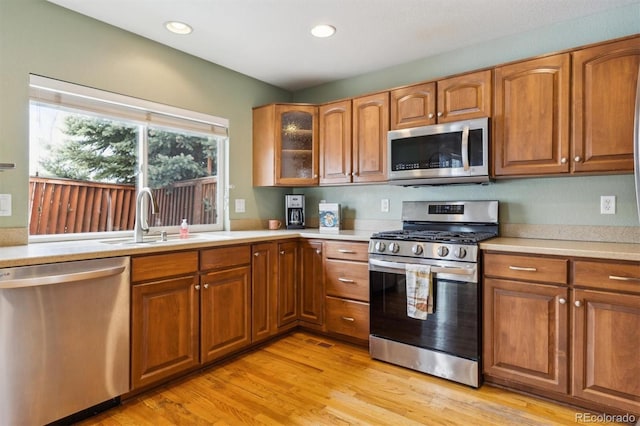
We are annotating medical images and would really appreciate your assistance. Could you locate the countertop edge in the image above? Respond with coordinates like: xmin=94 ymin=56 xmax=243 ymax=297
xmin=480 ymin=237 xmax=640 ymax=262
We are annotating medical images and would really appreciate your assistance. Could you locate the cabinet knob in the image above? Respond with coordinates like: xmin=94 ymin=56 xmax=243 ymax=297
xmin=195 ymin=284 xmax=201 ymax=290
xmin=437 ymin=112 xmax=443 ymax=117
xmin=313 ymin=174 xmax=318 ymax=178
xmin=428 ymin=113 xmax=434 ymax=119
xmin=254 ymin=252 xmax=260 ymax=257
xmin=280 ymin=250 xmax=285 ymax=255
xmin=558 ymin=298 xmax=566 ymax=304
xmin=574 ymin=300 xmax=582 ymax=307
xmin=560 ymin=157 xmax=567 ymax=164
xmin=204 ymin=283 xmax=209 ymax=289
xmin=574 ymin=156 xmax=582 ymax=163
xmin=316 ymin=249 xmax=321 ymax=255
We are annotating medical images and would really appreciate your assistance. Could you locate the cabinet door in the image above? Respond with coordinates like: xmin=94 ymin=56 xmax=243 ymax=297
xmin=572 ymin=37 xmax=640 ymax=173
xmin=299 ymin=240 xmax=324 ymax=325
xmin=131 ymin=275 xmax=200 ymax=390
xmin=251 ymin=243 xmax=278 ymax=343
xmin=277 ymin=241 xmax=299 ymax=328
xmin=319 ymin=100 xmax=352 ymax=184
xmin=483 ymin=278 xmax=569 ymax=394
xmin=572 ymin=289 xmax=640 ymax=414
xmin=352 ymin=92 xmax=389 ymax=183
xmin=390 ymin=82 xmax=436 ymax=129
xmin=275 ymin=105 xmax=319 ymax=186
xmin=437 ymin=70 xmax=492 ymax=123
xmin=200 ymin=266 xmax=251 ymax=363
xmin=493 ymin=54 xmax=570 ymax=176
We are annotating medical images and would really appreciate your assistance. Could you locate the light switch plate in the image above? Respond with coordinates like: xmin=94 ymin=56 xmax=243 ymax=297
xmin=0 ymin=194 xmax=11 ymax=216
xmin=235 ymin=198 xmax=246 ymax=213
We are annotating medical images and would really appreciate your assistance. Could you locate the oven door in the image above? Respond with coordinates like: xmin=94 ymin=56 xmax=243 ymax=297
xmin=369 ymin=256 xmax=480 ymax=361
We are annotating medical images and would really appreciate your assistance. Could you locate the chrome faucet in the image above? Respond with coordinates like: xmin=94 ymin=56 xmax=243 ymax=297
xmin=134 ymin=187 xmax=158 ymax=243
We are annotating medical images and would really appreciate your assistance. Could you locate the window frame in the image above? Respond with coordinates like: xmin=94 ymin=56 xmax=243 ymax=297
xmin=28 ymin=74 xmax=228 ymax=242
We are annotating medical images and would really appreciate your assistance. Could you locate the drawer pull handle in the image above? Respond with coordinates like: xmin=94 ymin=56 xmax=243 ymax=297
xmin=341 ymin=316 xmax=355 ymax=322
xmin=338 ymin=249 xmax=355 ymax=254
xmin=509 ymin=266 xmax=537 ymax=272
xmin=338 ymin=277 xmax=355 ymax=283
xmin=609 ymin=275 xmax=640 ymax=282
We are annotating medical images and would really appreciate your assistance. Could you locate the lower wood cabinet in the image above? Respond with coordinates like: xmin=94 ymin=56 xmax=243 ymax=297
xmin=251 ymin=242 xmax=278 ymax=343
xmin=200 ymin=265 xmax=251 ymax=363
xmin=483 ymin=252 xmax=640 ymax=416
xmin=277 ymin=240 xmax=299 ymax=329
xmin=299 ymin=240 xmax=324 ymax=327
xmin=483 ymin=277 xmax=569 ymax=394
xmin=131 ymin=251 xmax=200 ymax=390
xmin=323 ymin=241 xmax=370 ymax=344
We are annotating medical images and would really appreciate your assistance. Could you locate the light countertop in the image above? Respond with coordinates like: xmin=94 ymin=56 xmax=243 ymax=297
xmin=480 ymin=237 xmax=640 ymax=262
xmin=0 ymin=229 xmax=374 ymax=268
xmin=1 ymin=231 xmax=638 ymax=269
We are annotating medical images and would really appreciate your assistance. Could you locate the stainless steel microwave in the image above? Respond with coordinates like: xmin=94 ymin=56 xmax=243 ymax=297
xmin=388 ymin=117 xmax=490 ymax=185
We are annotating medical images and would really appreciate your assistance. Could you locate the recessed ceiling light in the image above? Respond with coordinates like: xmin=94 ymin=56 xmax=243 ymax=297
xmin=311 ymin=24 xmax=336 ymax=38
xmin=165 ymin=21 xmax=193 ymax=35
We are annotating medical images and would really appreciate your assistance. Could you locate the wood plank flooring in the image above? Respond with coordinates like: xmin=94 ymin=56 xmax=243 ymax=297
xmin=77 ymin=332 xmax=622 ymax=425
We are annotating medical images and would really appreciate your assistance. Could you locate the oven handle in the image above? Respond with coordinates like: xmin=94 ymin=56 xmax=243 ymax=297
xmin=461 ymin=125 xmax=470 ymax=171
xmin=368 ymin=258 xmax=474 ymax=276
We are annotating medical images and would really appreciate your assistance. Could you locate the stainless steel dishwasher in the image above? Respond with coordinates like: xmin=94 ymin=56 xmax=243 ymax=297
xmin=0 ymin=257 xmax=130 ymax=425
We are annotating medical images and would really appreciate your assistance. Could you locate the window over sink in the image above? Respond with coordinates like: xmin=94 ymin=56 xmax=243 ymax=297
xmin=28 ymin=75 xmax=228 ymax=240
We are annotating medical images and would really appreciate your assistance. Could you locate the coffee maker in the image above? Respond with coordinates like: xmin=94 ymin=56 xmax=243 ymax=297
xmin=285 ymin=195 xmax=305 ymax=229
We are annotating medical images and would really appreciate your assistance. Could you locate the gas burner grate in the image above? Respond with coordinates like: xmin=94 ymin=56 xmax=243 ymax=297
xmin=371 ymin=229 xmax=496 ymax=244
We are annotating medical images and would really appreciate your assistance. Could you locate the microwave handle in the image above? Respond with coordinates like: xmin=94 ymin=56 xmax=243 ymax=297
xmin=461 ymin=125 xmax=470 ymax=171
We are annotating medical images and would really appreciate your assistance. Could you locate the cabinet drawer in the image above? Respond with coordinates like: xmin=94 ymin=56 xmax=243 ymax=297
xmin=325 ymin=259 xmax=369 ymax=302
xmin=484 ymin=253 xmax=568 ymax=285
xmin=323 ymin=241 xmax=369 ymax=262
xmin=325 ymin=296 xmax=369 ymax=340
xmin=573 ymin=259 xmax=640 ymax=293
xmin=200 ymin=245 xmax=251 ymax=271
xmin=132 ymin=251 xmax=198 ymax=282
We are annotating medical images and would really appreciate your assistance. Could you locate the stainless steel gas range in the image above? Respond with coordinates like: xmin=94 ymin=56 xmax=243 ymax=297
xmin=368 ymin=200 xmax=498 ymax=388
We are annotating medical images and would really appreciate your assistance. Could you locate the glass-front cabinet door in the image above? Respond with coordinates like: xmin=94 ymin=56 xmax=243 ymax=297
xmin=275 ymin=105 xmax=318 ymax=186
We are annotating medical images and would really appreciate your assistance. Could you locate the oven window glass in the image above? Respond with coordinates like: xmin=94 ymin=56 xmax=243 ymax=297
xmin=390 ymin=129 xmax=484 ymax=171
xmin=370 ymin=270 xmax=478 ymax=360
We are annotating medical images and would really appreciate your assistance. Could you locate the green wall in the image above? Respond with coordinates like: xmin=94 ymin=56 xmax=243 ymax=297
xmin=1 ymin=0 xmax=639 ymax=237
xmin=292 ymin=4 xmax=640 ymax=227
xmin=0 ymin=0 xmax=292 ymax=233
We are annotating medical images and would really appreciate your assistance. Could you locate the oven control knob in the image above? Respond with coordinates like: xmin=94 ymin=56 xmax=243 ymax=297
xmin=437 ymin=246 xmax=449 ymax=257
xmin=412 ymin=244 xmax=423 ymax=255
xmin=389 ymin=242 xmax=400 ymax=253
xmin=374 ymin=241 xmax=386 ymax=252
xmin=454 ymin=247 xmax=467 ymax=259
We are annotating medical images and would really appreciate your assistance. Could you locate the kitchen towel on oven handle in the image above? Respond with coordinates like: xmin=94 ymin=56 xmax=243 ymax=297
xmin=405 ymin=264 xmax=433 ymax=319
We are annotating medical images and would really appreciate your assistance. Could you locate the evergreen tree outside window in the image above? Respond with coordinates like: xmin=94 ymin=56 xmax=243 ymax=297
xmin=28 ymin=75 xmax=227 ymax=238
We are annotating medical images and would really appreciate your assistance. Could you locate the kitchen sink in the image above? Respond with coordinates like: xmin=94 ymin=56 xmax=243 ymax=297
xmin=99 ymin=233 xmax=232 ymax=245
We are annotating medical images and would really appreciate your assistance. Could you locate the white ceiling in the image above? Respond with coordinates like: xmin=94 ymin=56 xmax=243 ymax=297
xmin=47 ymin=0 xmax=638 ymax=91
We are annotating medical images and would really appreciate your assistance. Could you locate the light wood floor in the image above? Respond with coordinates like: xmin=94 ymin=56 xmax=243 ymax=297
xmin=77 ymin=332 xmax=619 ymax=425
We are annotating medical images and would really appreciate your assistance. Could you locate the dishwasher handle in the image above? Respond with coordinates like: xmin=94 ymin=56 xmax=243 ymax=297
xmin=0 ymin=265 xmax=126 ymax=289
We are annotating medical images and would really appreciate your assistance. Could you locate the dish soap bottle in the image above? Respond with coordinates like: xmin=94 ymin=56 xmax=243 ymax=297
xmin=180 ymin=218 xmax=189 ymax=239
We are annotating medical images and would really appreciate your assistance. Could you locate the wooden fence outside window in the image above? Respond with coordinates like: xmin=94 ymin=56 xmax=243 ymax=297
xmin=28 ymin=176 xmax=217 ymax=235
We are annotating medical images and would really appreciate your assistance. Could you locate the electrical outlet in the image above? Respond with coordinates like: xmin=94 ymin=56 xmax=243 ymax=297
xmin=381 ymin=199 xmax=389 ymax=213
xmin=600 ymin=195 xmax=616 ymax=215
xmin=235 ymin=198 xmax=246 ymax=213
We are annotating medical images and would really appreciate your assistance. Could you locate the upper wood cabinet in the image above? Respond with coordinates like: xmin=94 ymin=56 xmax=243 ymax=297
xmin=572 ymin=37 xmax=640 ymax=174
xmin=253 ymin=103 xmax=319 ymax=187
xmin=319 ymin=100 xmax=352 ymax=185
xmin=390 ymin=70 xmax=491 ymax=129
xmin=493 ymin=54 xmax=571 ymax=176
xmin=351 ymin=92 xmax=389 ymax=183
